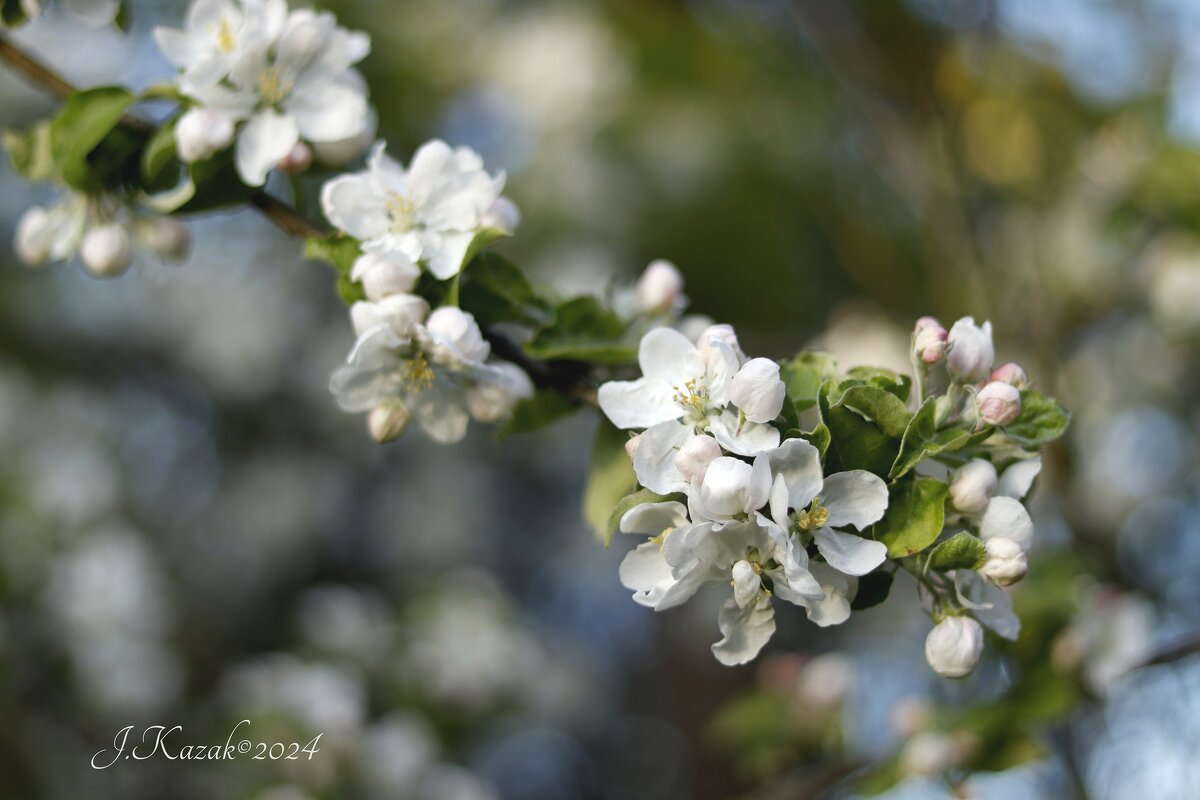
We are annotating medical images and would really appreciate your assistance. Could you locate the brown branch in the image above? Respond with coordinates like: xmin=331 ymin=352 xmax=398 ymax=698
xmin=1134 ymin=633 xmax=1200 ymax=670
xmin=0 ymin=32 xmax=600 ymax=405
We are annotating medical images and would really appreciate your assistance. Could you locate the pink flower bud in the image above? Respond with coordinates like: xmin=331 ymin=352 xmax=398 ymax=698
xmin=351 ymin=253 xmax=420 ymax=301
xmin=673 ymin=435 xmax=722 ymax=483
xmin=624 ymin=433 xmax=642 ymax=460
xmin=912 ymin=316 xmax=948 ymax=364
xmin=635 ymin=260 xmax=685 ymax=314
xmin=278 ymin=142 xmax=313 ymax=174
xmin=976 ymin=381 xmax=1021 ymax=427
xmin=946 ymin=316 xmax=994 ymax=383
xmin=990 ymin=362 xmax=1028 ymax=388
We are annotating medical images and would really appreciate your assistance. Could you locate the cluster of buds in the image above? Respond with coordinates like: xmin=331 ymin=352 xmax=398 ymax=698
xmin=911 ymin=316 xmax=1027 ymax=428
xmin=14 ymin=192 xmax=191 ymax=277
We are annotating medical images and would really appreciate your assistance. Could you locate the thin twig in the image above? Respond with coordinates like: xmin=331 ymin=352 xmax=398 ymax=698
xmin=0 ymin=32 xmax=600 ymax=405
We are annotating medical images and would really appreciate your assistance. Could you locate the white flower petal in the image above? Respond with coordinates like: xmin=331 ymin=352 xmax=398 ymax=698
xmin=619 ymin=541 xmax=675 ymax=608
xmin=709 ymin=412 xmax=780 ymax=456
xmin=411 ymin=385 xmax=470 ymax=444
xmin=955 ymin=570 xmax=1020 ymax=641
xmin=633 ymin=421 xmax=693 ymax=494
xmin=619 ymin=501 xmax=689 ymax=536
xmin=598 ymin=377 xmax=681 ymax=430
xmin=766 ymin=438 xmax=823 ymax=512
xmin=979 ymin=496 xmax=1034 ymax=551
xmin=321 ymin=173 xmax=390 ymax=241
xmin=800 ymin=562 xmax=856 ymax=628
xmin=287 ymin=78 xmax=369 ymax=142
xmin=711 ymin=594 xmax=776 ymax=666
xmin=820 ymin=470 xmax=889 ymax=530
xmin=813 ymin=527 xmax=888 ymax=576
xmin=235 ymin=109 xmax=300 ymax=186
xmin=422 ymin=230 xmax=475 ymax=280
xmin=996 ymin=457 xmax=1042 ymax=500
xmin=729 ymin=358 xmax=786 ymax=423
xmin=638 ymin=327 xmax=703 ymax=386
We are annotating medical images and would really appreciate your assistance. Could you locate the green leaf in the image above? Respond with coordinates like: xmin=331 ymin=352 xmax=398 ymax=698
xmin=890 ymin=399 xmax=975 ymax=479
xmin=460 ymin=253 xmax=553 ymax=328
xmin=1004 ymin=389 xmax=1070 ymax=447
xmin=926 ymin=531 xmax=988 ymax=571
xmin=2 ymin=0 xmax=29 ymax=25
xmin=846 ymin=366 xmax=912 ymax=403
xmin=820 ymin=382 xmax=909 ymax=478
xmin=873 ymin=476 xmax=949 ymax=558
xmin=604 ymin=488 xmax=673 ymax=548
xmin=304 ymin=234 xmax=364 ymax=304
xmin=171 ymin=147 xmax=254 ymax=213
xmin=525 ymin=296 xmax=633 ymax=364
xmin=780 ymin=351 xmax=838 ymax=412
xmin=3 ymin=122 xmax=54 ymax=181
xmin=50 ymin=87 xmax=136 ymax=189
xmin=140 ymin=119 xmax=179 ymax=187
xmin=851 ymin=570 xmax=894 ymax=610
xmin=500 ymin=389 xmax=579 ymax=438
xmin=583 ymin=421 xmax=638 ymax=545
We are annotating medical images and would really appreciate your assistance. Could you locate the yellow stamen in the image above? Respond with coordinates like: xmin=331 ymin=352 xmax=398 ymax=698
xmin=256 ymin=67 xmax=291 ymax=104
xmin=217 ymin=18 xmax=236 ymax=54
xmin=671 ymin=377 xmax=710 ymax=419
xmin=402 ymin=356 xmax=435 ymax=391
xmin=793 ymin=500 xmax=830 ymax=531
xmin=385 ymin=193 xmax=417 ymax=232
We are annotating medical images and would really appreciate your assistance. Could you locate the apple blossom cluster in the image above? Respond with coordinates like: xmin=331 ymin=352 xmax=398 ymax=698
xmin=155 ymin=0 xmax=375 ymax=186
xmin=602 ymin=314 xmax=1067 ymax=675
xmin=322 ymin=140 xmax=532 ymax=444
xmin=14 ymin=188 xmax=191 ymax=276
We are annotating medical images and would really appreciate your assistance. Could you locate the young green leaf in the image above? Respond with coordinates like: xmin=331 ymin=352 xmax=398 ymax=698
xmin=780 ymin=351 xmax=838 ymax=412
xmin=525 ymin=296 xmax=633 ymax=364
xmin=3 ymin=122 xmax=54 ymax=181
xmin=583 ymin=421 xmax=638 ymax=544
xmin=926 ymin=531 xmax=988 ymax=571
xmin=460 ymin=253 xmax=553 ymax=328
xmin=500 ymin=389 xmax=579 ymax=438
xmin=50 ymin=87 xmax=136 ymax=189
xmin=820 ymin=382 xmax=909 ymax=478
xmin=873 ymin=475 xmax=949 ymax=558
xmin=890 ymin=399 xmax=978 ymax=479
xmin=1004 ymin=389 xmax=1070 ymax=447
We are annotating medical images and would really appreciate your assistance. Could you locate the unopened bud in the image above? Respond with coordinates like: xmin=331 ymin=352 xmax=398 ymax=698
xmin=14 ymin=206 xmax=53 ymax=266
xmin=990 ymin=361 xmax=1028 ymax=388
xmin=480 ymin=196 xmax=520 ymax=235
xmin=924 ymin=616 xmax=984 ymax=678
xmin=978 ymin=537 xmax=1027 ymax=586
xmin=139 ymin=217 xmax=192 ymax=262
xmin=912 ymin=316 xmax=948 ymax=364
xmin=698 ymin=456 xmax=755 ymax=517
xmin=729 ymin=358 xmax=786 ymax=423
xmin=977 ymin=380 xmax=1021 ymax=426
xmin=900 ymin=731 xmax=958 ymax=776
xmin=949 ymin=458 xmax=997 ymax=514
xmin=635 ymin=259 xmax=685 ymax=314
xmin=175 ymin=108 xmax=235 ymax=163
xmin=945 ymin=316 xmax=994 ymax=383
xmin=79 ymin=224 xmax=133 ymax=277
xmin=696 ymin=323 xmax=745 ymax=363
xmin=351 ymin=253 xmax=420 ymax=301
xmin=673 ymin=435 xmax=722 ymax=483
xmin=278 ymin=142 xmax=313 ymax=174
xmin=367 ymin=403 xmax=409 ymax=443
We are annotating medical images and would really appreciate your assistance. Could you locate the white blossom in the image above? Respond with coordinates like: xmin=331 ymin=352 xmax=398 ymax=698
xmin=322 ymin=141 xmax=509 ymax=280
xmin=330 ymin=306 xmax=531 ymax=444
xmin=990 ymin=361 xmax=1028 ymax=388
xmin=945 ymin=316 xmax=994 ymax=383
xmin=174 ymin=107 xmax=237 ymax=163
xmin=728 ymin=358 xmax=786 ymax=424
xmin=599 ymin=327 xmax=781 ymax=494
xmin=167 ymin=5 xmax=373 ymax=186
xmin=924 ymin=616 xmax=984 ymax=678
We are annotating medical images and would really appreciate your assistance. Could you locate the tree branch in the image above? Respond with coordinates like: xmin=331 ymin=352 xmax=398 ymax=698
xmin=0 ymin=32 xmax=600 ymax=406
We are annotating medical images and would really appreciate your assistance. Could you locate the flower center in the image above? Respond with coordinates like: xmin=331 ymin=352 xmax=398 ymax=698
xmin=402 ymin=356 xmax=435 ymax=391
xmin=792 ymin=500 xmax=829 ymax=531
xmin=385 ymin=192 xmax=418 ymax=232
xmin=217 ymin=18 xmax=236 ymax=54
xmin=672 ymin=377 xmax=710 ymax=422
xmin=256 ymin=67 xmax=292 ymax=104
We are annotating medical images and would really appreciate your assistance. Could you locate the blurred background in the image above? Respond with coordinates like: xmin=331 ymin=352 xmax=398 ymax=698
xmin=2 ymin=0 xmax=1200 ymax=798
